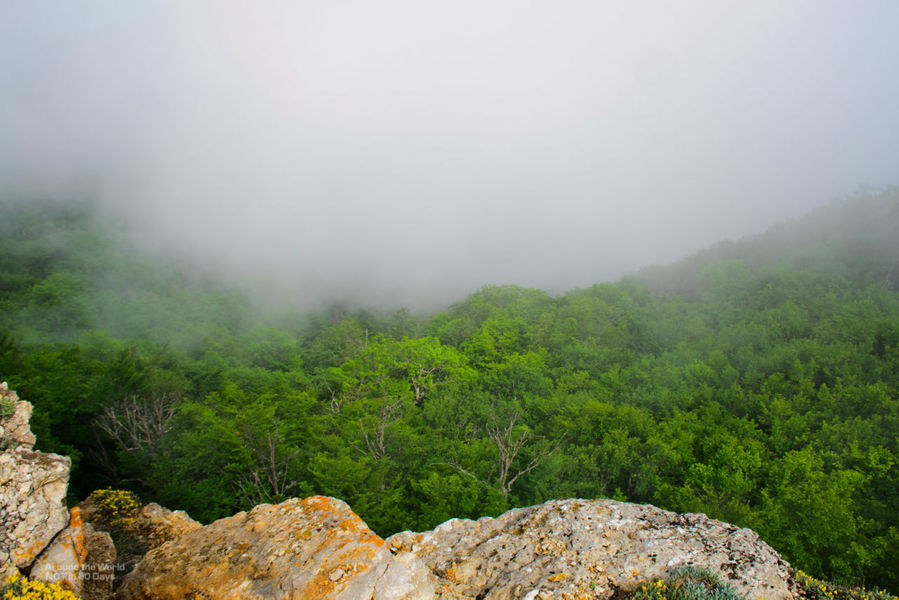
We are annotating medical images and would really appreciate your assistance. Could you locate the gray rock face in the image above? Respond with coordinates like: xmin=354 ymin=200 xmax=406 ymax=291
xmin=29 ymin=507 xmax=89 ymax=594
xmin=26 ymin=506 xmax=117 ymax=600
xmin=116 ymin=496 xmax=437 ymax=600
xmin=0 ymin=383 xmax=36 ymax=450
xmin=0 ymin=382 xmax=71 ymax=575
xmin=388 ymin=498 xmax=798 ymax=600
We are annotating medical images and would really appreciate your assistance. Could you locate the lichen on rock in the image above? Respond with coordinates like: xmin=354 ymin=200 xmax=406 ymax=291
xmin=387 ymin=498 xmax=798 ymax=600
xmin=116 ymin=496 xmax=436 ymax=600
xmin=0 ymin=381 xmax=71 ymax=578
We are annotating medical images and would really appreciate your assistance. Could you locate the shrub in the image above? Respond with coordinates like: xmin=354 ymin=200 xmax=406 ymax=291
xmin=0 ymin=396 xmax=15 ymax=419
xmin=2 ymin=574 xmax=80 ymax=600
xmin=795 ymin=570 xmax=898 ymax=600
xmin=89 ymin=488 xmax=141 ymax=528
xmin=630 ymin=567 xmax=744 ymax=600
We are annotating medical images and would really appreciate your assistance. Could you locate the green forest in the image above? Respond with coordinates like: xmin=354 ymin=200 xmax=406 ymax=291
xmin=1 ymin=191 xmax=897 ymax=590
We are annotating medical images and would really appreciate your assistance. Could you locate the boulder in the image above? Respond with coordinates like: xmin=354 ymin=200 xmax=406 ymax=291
xmin=388 ymin=498 xmax=798 ymax=600
xmin=27 ymin=506 xmax=117 ymax=599
xmin=0 ymin=384 xmax=71 ymax=574
xmin=29 ymin=507 xmax=88 ymax=593
xmin=116 ymin=496 xmax=437 ymax=600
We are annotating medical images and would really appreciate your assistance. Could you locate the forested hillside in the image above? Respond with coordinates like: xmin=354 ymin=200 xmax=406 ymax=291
xmin=1 ymin=191 xmax=897 ymax=590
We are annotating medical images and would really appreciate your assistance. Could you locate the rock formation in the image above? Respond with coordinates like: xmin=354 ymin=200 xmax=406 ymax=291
xmin=388 ymin=498 xmax=797 ymax=600
xmin=76 ymin=498 xmax=200 ymax=583
xmin=22 ymin=503 xmax=117 ymax=598
xmin=2 ymin=379 xmax=801 ymax=600
xmin=0 ymin=382 xmax=71 ymax=579
xmin=116 ymin=496 xmax=436 ymax=600
xmin=1 ymin=382 xmax=118 ymax=598
xmin=126 ymin=503 xmax=201 ymax=550
xmin=115 ymin=496 xmax=799 ymax=600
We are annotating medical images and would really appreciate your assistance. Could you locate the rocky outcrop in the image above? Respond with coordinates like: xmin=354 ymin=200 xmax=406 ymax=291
xmin=118 ymin=495 xmax=799 ymax=600
xmin=116 ymin=496 xmax=436 ymax=600
xmin=29 ymin=507 xmax=89 ymax=593
xmin=79 ymin=500 xmax=202 ymax=583
xmin=0 ymin=382 xmax=71 ymax=578
xmin=28 ymin=506 xmax=118 ymax=599
xmin=388 ymin=498 xmax=797 ymax=600
xmin=128 ymin=502 xmax=201 ymax=550
xmin=0 ymin=378 xmax=800 ymax=600
xmin=0 ymin=382 xmax=36 ymax=450
xmin=0 ymin=380 xmax=198 ymax=597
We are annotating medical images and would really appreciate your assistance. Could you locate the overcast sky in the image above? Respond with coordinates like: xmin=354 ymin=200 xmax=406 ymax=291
xmin=1 ymin=1 xmax=898 ymax=309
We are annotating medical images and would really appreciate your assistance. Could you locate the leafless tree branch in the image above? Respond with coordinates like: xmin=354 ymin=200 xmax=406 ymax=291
xmin=96 ymin=392 xmax=177 ymax=456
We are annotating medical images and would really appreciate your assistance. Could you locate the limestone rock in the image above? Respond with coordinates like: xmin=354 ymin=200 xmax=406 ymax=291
xmin=0 ymin=437 xmax=71 ymax=571
xmin=30 ymin=507 xmax=88 ymax=594
xmin=0 ymin=383 xmax=37 ymax=451
xmin=77 ymin=498 xmax=198 ymax=550
xmin=27 ymin=506 xmax=117 ymax=599
xmin=84 ymin=501 xmax=202 ymax=582
xmin=129 ymin=502 xmax=201 ymax=549
xmin=116 ymin=496 xmax=437 ymax=600
xmin=388 ymin=498 xmax=798 ymax=600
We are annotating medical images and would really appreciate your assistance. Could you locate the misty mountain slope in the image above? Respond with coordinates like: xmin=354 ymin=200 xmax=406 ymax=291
xmin=631 ymin=187 xmax=899 ymax=296
xmin=0 ymin=199 xmax=259 ymax=347
xmin=0 ymin=191 xmax=897 ymax=589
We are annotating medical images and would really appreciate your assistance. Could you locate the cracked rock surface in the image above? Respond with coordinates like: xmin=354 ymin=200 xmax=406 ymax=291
xmin=0 ymin=382 xmax=71 ymax=577
xmin=387 ymin=498 xmax=798 ymax=600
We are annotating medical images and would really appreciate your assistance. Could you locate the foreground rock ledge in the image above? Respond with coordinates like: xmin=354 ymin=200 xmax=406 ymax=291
xmin=117 ymin=496 xmax=797 ymax=600
xmin=388 ymin=498 xmax=797 ymax=600
xmin=0 ymin=383 xmax=71 ymax=578
xmin=116 ymin=496 xmax=436 ymax=600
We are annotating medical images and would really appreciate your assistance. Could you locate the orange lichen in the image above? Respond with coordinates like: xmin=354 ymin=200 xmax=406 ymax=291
xmin=301 ymin=545 xmax=379 ymax=600
xmin=11 ymin=539 xmax=45 ymax=564
xmin=68 ymin=507 xmax=87 ymax=563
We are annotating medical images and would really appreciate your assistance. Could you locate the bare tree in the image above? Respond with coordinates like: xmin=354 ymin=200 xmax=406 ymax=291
xmin=438 ymin=405 xmax=562 ymax=501
xmin=358 ymin=396 xmax=402 ymax=460
xmin=323 ymin=381 xmax=343 ymax=414
xmin=488 ymin=409 xmax=560 ymax=500
xmin=235 ymin=422 xmax=301 ymax=506
xmin=93 ymin=392 xmax=178 ymax=485
xmin=96 ymin=392 xmax=177 ymax=456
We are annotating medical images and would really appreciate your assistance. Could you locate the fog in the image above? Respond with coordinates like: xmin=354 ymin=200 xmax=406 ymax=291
xmin=2 ymin=1 xmax=898 ymax=310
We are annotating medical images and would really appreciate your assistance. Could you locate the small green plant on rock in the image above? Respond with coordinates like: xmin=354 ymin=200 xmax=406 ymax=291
xmin=630 ymin=567 xmax=744 ymax=600
xmin=795 ymin=570 xmax=898 ymax=600
xmin=0 ymin=396 xmax=16 ymax=419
